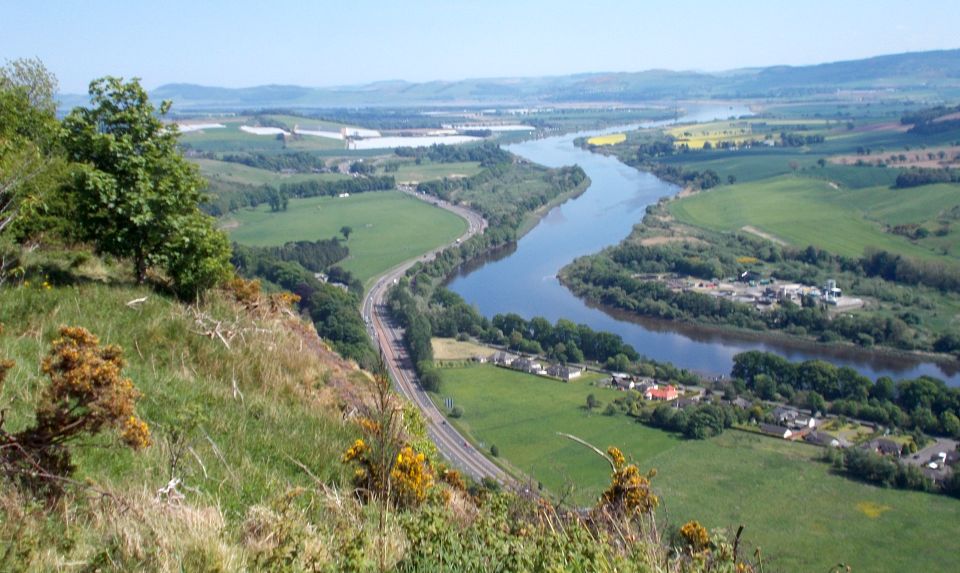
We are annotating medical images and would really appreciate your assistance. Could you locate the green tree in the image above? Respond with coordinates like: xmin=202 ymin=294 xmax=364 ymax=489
xmin=62 ymin=77 xmax=230 ymax=295
xmin=586 ymin=393 xmax=599 ymax=411
xmin=940 ymin=411 xmax=960 ymax=438
xmin=0 ymin=58 xmax=63 ymax=241
xmin=420 ymin=369 xmax=441 ymax=393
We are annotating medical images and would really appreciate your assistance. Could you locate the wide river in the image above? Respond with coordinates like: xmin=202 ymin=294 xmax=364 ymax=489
xmin=448 ymin=105 xmax=960 ymax=385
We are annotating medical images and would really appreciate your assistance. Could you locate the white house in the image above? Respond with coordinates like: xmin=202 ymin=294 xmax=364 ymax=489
xmin=490 ymin=351 xmax=518 ymax=366
xmin=512 ymin=357 xmax=543 ymax=375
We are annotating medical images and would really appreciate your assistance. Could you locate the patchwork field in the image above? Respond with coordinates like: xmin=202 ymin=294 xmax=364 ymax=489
xmin=665 ymin=118 xmax=832 ymax=149
xmin=434 ymin=364 xmax=960 ymax=573
xmin=226 ymin=191 xmax=466 ymax=285
xmin=179 ymin=118 xmax=346 ymax=153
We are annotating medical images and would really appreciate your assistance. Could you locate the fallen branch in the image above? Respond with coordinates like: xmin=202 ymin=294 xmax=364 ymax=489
xmin=557 ymin=432 xmax=615 ymax=471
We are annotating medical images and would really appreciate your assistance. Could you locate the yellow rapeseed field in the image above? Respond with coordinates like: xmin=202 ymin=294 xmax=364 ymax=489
xmin=586 ymin=133 xmax=626 ymax=146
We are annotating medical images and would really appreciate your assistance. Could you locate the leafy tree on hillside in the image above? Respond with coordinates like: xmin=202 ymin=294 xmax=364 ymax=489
xmin=0 ymin=59 xmax=64 ymax=246
xmin=62 ymin=77 xmax=231 ymax=297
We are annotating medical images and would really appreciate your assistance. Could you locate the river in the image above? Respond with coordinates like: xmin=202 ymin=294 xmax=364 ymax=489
xmin=447 ymin=105 xmax=960 ymax=385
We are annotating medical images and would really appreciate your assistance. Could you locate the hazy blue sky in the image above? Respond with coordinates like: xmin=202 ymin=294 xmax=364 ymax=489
xmin=4 ymin=0 xmax=958 ymax=93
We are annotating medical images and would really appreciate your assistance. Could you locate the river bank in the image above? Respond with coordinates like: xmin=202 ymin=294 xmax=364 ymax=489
xmin=557 ymin=270 xmax=960 ymax=379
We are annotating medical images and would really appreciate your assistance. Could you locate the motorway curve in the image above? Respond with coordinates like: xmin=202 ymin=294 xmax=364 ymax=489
xmin=362 ymin=191 xmax=516 ymax=485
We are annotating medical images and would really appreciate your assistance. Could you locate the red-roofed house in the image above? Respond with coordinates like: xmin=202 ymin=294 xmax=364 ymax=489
xmin=644 ymin=385 xmax=679 ymax=401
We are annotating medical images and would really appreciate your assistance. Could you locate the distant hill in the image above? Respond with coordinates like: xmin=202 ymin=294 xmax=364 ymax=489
xmin=58 ymin=48 xmax=960 ymax=111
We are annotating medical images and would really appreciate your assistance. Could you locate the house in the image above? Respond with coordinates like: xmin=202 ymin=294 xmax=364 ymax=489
xmin=772 ymin=406 xmax=799 ymax=425
xmin=731 ymin=397 xmax=752 ymax=410
xmin=673 ymin=397 xmax=699 ymax=410
xmin=610 ymin=372 xmax=635 ymax=390
xmin=512 ymin=357 xmax=543 ymax=375
xmin=793 ymin=415 xmax=817 ymax=429
xmin=759 ymin=423 xmax=793 ymax=439
xmin=863 ymin=438 xmax=901 ymax=457
xmin=645 ymin=385 xmax=679 ymax=401
xmin=490 ymin=351 xmax=518 ymax=367
xmin=471 ymin=355 xmax=488 ymax=364
xmin=805 ymin=431 xmax=849 ymax=448
xmin=546 ymin=364 xmax=582 ymax=381
xmin=633 ymin=379 xmax=658 ymax=394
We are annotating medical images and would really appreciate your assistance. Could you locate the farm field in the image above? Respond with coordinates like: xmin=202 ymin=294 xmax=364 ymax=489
xmin=391 ymin=160 xmax=483 ymax=183
xmin=435 ymin=365 xmax=960 ymax=573
xmin=193 ymin=158 xmax=349 ymax=186
xmin=226 ymin=191 xmax=466 ymax=285
xmin=431 ymin=337 xmax=495 ymax=361
xmin=586 ymin=133 xmax=626 ymax=146
xmin=179 ymin=118 xmax=346 ymax=153
xmin=665 ymin=118 xmax=833 ymax=149
xmin=668 ymin=174 xmax=959 ymax=260
xmin=431 ymin=364 xmax=679 ymax=499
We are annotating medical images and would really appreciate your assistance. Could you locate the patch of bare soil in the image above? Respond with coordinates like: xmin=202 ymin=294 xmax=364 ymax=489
xmin=639 ymin=235 xmax=706 ymax=246
xmin=850 ymin=121 xmax=909 ymax=134
xmin=741 ymin=225 xmax=787 ymax=245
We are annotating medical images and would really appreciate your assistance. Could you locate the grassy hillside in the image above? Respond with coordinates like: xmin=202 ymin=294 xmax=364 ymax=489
xmin=0 ymin=269 xmax=764 ymax=572
xmin=0 ymin=271 xmax=365 ymax=568
xmin=435 ymin=364 xmax=960 ymax=573
xmin=226 ymin=191 xmax=467 ymax=286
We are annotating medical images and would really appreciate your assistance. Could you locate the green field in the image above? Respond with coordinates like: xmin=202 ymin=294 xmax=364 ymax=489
xmin=435 ymin=364 xmax=960 ymax=573
xmin=432 ymin=365 xmax=677 ymax=496
xmin=227 ymin=191 xmax=467 ymax=285
xmin=193 ymin=158 xmax=349 ymax=186
xmin=392 ymin=160 xmax=483 ymax=183
xmin=668 ymin=174 xmax=959 ymax=260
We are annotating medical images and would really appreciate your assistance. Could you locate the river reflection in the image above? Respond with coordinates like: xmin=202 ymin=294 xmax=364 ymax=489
xmin=447 ymin=105 xmax=960 ymax=385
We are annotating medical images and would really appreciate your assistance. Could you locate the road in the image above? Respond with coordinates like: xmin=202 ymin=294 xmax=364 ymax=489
xmin=362 ymin=189 xmax=515 ymax=485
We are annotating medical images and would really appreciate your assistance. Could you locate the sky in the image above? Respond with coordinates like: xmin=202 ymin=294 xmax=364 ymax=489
xmin=3 ymin=0 xmax=959 ymax=94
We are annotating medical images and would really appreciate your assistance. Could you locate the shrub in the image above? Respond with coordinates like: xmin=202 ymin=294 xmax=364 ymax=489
xmin=599 ymin=447 xmax=658 ymax=517
xmin=0 ymin=326 xmax=150 ymax=494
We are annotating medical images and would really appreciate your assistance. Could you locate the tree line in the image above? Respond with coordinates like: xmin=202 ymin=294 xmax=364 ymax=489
xmin=395 ymin=142 xmax=511 ymax=166
xmin=220 ymin=151 xmax=329 ymax=173
xmin=202 ymin=175 xmax=395 ymax=216
xmin=894 ymin=167 xmax=960 ymax=189
xmin=731 ymin=350 xmax=960 ymax=437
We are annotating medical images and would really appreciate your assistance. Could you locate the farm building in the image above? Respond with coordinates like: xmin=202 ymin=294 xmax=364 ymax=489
xmin=759 ymin=424 xmax=793 ymax=439
xmin=490 ymin=351 xmax=518 ymax=366
xmin=546 ymin=364 xmax=582 ymax=381
xmin=512 ymin=357 xmax=544 ymax=375
xmin=863 ymin=438 xmax=902 ymax=457
xmin=805 ymin=431 xmax=850 ymax=448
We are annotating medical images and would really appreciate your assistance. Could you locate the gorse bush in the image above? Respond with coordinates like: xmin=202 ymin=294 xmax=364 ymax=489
xmin=599 ymin=446 xmax=659 ymax=517
xmin=0 ymin=325 xmax=149 ymax=495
